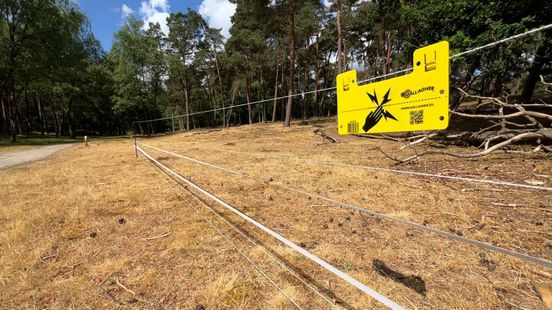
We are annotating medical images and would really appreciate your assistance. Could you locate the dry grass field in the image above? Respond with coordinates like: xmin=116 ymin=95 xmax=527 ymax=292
xmin=1 ymin=120 xmax=551 ymax=309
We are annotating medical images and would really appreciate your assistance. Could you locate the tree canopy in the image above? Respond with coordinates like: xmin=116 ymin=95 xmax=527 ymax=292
xmin=1 ymin=0 xmax=550 ymax=140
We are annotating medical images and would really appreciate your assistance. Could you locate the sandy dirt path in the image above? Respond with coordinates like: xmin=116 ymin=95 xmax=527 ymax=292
xmin=0 ymin=144 xmax=75 ymax=169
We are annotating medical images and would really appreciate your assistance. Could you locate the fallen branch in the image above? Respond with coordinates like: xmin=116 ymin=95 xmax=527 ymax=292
xmin=313 ymin=128 xmax=340 ymax=143
xmin=451 ymin=110 xmax=552 ymax=122
xmin=399 ymin=133 xmax=437 ymax=150
xmin=115 ymin=277 xmax=162 ymax=309
xmin=115 ymin=277 xmax=137 ymax=296
xmin=144 ymin=232 xmax=171 ymax=241
xmin=540 ymin=75 xmax=552 ymax=87
xmin=383 ymin=131 xmax=549 ymax=163
xmin=98 ymin=284 xmax=124 ymax=305
xmin=40 ymin=250 xmax=59 ymax=262
xmin=457 ymin=87 xmax=551 ymax=108
xmin=57 ymin=249 xmax=102 ymax=278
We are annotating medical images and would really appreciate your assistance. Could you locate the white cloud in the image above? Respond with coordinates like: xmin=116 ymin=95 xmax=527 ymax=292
xmin=198 ymin=0 xmax=236 ymax=38
xmin=121 ymin=4 xmax=134 ymax=19
xmin=139 ymin=0 xmax=170 ymax=35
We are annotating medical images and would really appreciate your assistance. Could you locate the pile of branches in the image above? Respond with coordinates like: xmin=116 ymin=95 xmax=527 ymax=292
xmin=375 ymin=76 xmax=552 ymax=163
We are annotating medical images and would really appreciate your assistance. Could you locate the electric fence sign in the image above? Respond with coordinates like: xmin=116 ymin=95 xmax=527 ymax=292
xmin=337 ymin=41 xmax=449 ymax=135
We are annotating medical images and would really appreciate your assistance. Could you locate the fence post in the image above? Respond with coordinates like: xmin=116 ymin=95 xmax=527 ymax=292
xmin=134 ymin=136 xmax=138 ymax=158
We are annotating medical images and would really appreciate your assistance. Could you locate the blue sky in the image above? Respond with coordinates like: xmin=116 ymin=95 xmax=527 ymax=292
xmin=76 ymin=0 xmax=237 ymax=51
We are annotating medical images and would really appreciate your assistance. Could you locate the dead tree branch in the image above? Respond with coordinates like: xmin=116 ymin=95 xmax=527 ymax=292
xmin=144 ymin=232 xmax=171 ymax=241
xmin=451 ymin=110 xmax=552 ymax=122
xmin=400 ymin=133 xmax=437 ymax=149
xmin=314 ymin=128 xmax=340 ymax=143
xmin=386 ymin=131 xmax=550 ymax=163
xmin=540 ymin=75 xmax=552 ymax=87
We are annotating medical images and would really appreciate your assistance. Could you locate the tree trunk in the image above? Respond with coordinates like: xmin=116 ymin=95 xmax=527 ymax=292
xmin=182 ymin=78 xmax=190 ymax=131
xmin=343 ymin=35 xmax=347 ymax=70
xmin=190 ymin=103 xmax=196 ymax=129
xmin=206 ymin=75 xmax=217 ymax=124
xmin=384 ymin=31 xmax=393 ymax=74
xmin=8 ymin=76 xmax=18 ymax=143
xmin=68 ymin=99 xmax=75 ymax=139
xmin=284 ymin=0 xmax=295 ymax=127
xmin=521 ymin=34 xmax=550 ymax=103
xmin=24 ymin=87 xmax=31 ymax=137
xmin=148 ymin=110 xmax=155 ymax=134
xmin=36 ymin=94 xmax=45 ymax=135
xmin=303 ymin=51 xmax=309 ymax=121
xmin=336 ymin=0 xmax=343 ymax=73
xmin=172 ymin=109 xmax=175 ymax=132
xmin=1 ymin=97 xmax=8 ymax=136
xmin=272 ymin=63 xmax=279 ymax=123
xmin=314 ymin=34 xmax=320 ymax=117
xmin=260 ymin=70 xmax=266 ymax=123
xmin=53 ymin=104 xmax=60 ymax=137
xmin=213 ymin=52 xmax=225 ymax=128
xmin=281 ymin=65 xmax=286 ymax=121
xmin=246 ymin=75 xmax=253 ymax=125
xmin=226 ymin=87 xmax=236 ymax=128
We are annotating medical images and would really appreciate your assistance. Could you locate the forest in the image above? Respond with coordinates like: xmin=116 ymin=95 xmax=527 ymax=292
xmin=1 ymin=0 xmax=551 ymax=142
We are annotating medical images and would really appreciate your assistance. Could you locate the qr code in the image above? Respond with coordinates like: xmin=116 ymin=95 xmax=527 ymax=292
xmin=347 ymin=121 xmax=359 ymax=133
xmin=410 ymin=110 xmax=423 ymax=125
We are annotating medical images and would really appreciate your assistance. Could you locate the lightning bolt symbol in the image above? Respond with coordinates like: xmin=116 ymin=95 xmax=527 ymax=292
xmin=364 ymin=88 xmax=398 ymax=126
xmin=382 ymin=110 xmax=398 ymax=121
xmin=381 ymin=88 xmax=391 ymax=105
xmin=367 ymin=90 xmax=378 ymax=105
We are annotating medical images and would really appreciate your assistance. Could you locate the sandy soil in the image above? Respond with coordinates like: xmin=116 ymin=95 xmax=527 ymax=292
xmin=0 ymin=144 xmax=75 ymax=169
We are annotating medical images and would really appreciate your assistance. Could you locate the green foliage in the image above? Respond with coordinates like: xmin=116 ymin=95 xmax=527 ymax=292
xmin=342 ymin=262 xmax=354 ymax=271
xmin=0 ymin=0 xmax=121 ymax=139
xmin=1 ymin=0 xmax=550 ymax=137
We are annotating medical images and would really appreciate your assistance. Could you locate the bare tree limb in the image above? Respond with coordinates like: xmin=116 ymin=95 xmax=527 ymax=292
xmin=457 ymin=87 xmax=551 ymax=108
xmin=115 ymin=277 xmax=163 ymax=309
xmin=386 ymin=132 xmax=549 ymax=163
xmin=540 ymin=75 xmax=552 ymax=86
xmin=144 ymin=232 xmax=171 ymax=241
xmin=451 ymin=110 xmax=552 ymax=122
xmin=314 ymin=128 xmax=340 ymax=143
xmin=399 ymin=133 xmax=437 ymax=149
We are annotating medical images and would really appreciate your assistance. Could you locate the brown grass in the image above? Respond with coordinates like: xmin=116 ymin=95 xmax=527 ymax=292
xmin=1 ymin=121 xmax=551 ymax=309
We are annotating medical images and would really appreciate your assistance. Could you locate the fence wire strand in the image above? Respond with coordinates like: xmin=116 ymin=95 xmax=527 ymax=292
xmin=143 ymin=149 xmax=304 ymax=309
xmin=134 ymin=23 xmax=552 ymax=126
xmin=154 ymin=142 xmax=552 ymax=192
xmin=137 ymin=141 xmax=552 ymax=270
xmin=137 ymin=144 xmax=405 ymax=309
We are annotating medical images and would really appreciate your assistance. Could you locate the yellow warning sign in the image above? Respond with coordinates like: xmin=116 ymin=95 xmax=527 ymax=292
xmin=337 ymin=41 xmax=449 ymax=135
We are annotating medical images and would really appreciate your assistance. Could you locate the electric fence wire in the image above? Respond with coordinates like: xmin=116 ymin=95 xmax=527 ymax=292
xmin=134 ymin=23 xmax=552 ymax=126
xmin=136 ymin=141 xmax=552 ymax=270
xmin=182 ymin=178 xmax=339 ymax=308
xmin=144 ymin=150 xmax=304 ymax=309
xmin=153 ymin=142 xmax=552 ymax=192
xmin=136 ymin=145 xmax=405 ymax=310
xmin=153 ymin=150 xmax=338 ymax=308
